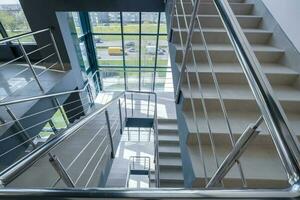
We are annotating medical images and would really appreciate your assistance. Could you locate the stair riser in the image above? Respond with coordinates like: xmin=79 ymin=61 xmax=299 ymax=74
xmin=173 ymin=15 xmax=262 ymax=29
xmin=182 ymin=97 xmax=300 ymax=113
xmin=172 ymin=30 xmax=272 ymax=45
xmin=175 ymin=49 xmax=283 ymax=64
xmin=175 ymin=3 xmax=253 ymax=16
xmin=180 ymin=71 xmax=298 ymax=86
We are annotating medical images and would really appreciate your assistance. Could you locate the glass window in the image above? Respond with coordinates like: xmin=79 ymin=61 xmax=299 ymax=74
xmin=0 ymin=0 xmax=34 ymax=43
xmin=124 ymin=35 xmax=139 ymax=66
xmin=159 ymin=12 xmax=167 ymax=34
xmin=39 ymin=122 xmax=55 ymax=139
xmin=123 ymin=12 xmax=139 ymax=33
xmin=126 ymin=68 xmax=140 ymax=91
xmin=71 ymin=12 xmax=84 ymax=37
xmin=141 ymin=36 xmax=157 ymax=67
xmin=157 ymin=35 xmax=169 ymax=67
xmin=94 ymin=35 xmax=123 ymax=66
xmin=51 ymin=109 xmax=68 ymax=129
xmin=141 ymin=69 xmax=154 ymax=91
xmin=155 ymin=68 xmax=174 ymax=92
xmin=100 ymin=68 xmax=125 ymax=91
xmin=39 ymin=109 xmax=67 ymax=139
xmin=141 ymin=12 xmax=158 ymax=33
xmin=90 ymin=12 xmax=121 ymax=33
xmin=79 ymin=41 xmax=90 ymax=71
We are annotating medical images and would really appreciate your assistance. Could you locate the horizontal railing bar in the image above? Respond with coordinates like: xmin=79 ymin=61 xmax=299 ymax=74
xmin=33 ymin=52 xmax=56 ymax=66
xmin=0 ymin=28 xmax=50 ymax=44
xmin=0 ymin=187 xmax=298 ymax=199
xmin=0 ymin=91 xmax=124 ymax=186
xmin=0 ymin=71 xmax=98 ymax=107
xmin=0 ymin=55 xmax=24 ymax=69
xmin=65 ymin=126 xmax=106 ymax=171
xmin=27 ymin=43 xmax=53 ymax=56
xmin=0 ymin=101 xmax=91 ymax=143
xmin=92 ymin=32 xmax=168 ymax=36
xmin=0 ymin=96 xmax=88 ymax=128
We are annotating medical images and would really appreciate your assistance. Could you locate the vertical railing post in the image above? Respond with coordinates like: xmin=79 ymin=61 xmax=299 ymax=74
xmin=49 ymin=29 xmax=65 ymax=71
xmin=174 ymin=0 xmax=201 ymax=103
xmin=124 ymin=93 xmax=127 ymax=119
xmin=214 ymin=0 xmax=300 ymax=185
xmin=86 ymin=84 xmax=94 ymax=106
xmin=48 ymin=154 xmax=75 ymax=187
xmin=105 ymin=109 xmax=115 ymax=158
xmin=5 ymin=105 xmax=36 ymax=148
xmin=131 ymin=93 xmax=134 ymax=117
xmin=95 ymin=72 xmax=101 ymax=93
xmin=18 ymin=40 xmax=44 ymax=92
xmin=118 ymin=99 xmax=123 ymax=135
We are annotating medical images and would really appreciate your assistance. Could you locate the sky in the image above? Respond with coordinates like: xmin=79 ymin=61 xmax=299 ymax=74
xmin=0 ymin=0 xmax=20 ymax=5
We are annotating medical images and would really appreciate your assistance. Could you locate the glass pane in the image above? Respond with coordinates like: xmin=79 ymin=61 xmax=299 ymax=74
xmin=94 ymin=35 xmax=123 ymax=66
xmin=39 ymin=122 xmax=55 ymax=139
xmin=159 ymin=12 xmax=167 ymax=34
xmin=90 ymin=12 xmax=121 ymax=33
xmin=155 ymin=68 xmax=174 ymax=92
xmin=71 ymin=12 xmax=84 ymax=37
xmin=126 ymin=68 xmax=139 ymax=90
xmin=157 ymin=35 xmax=169 ymax=67
xmin=52 ymin=109 xmax=67 ymax=129
xmin=100 ymin=68 xmax=125 ymax=91
xmin=141 ymin=69 xmax=154 ymax=91
xmin=123 ymin=12 xmax=139 ymax=33
xmin=124 ymin=35 xmax=139 ymax=66
xmin=141 ymin=36 xmax=157 ymax=67
xmin=79 ymin=41 xmax=91 ymax=71
xmin=141 ymin=12 xmax=158 ymax=33
xmin=0 ymin=0 xmax=34 ymax=43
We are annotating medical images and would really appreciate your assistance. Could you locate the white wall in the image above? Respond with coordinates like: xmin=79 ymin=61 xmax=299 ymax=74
xmin=262 ymin=0 xmax=300 ymax=52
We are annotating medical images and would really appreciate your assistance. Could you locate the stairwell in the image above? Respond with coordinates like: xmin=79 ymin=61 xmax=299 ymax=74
xmin=169 ymin=0 xmax=300 ymax=188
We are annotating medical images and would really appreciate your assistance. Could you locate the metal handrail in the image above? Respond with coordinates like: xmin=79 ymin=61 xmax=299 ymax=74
xmin=0 ymin=28 xmax=49 ymax=44
xmin=0 ymin=71 xmax=98 ymax=107
xmin=0 ymin=91 xmax=124 ymax=186
xmin=0 ymin=186 xmax=299 ymax=199
xmin=213 ymin=0 xmax=300 ymax=185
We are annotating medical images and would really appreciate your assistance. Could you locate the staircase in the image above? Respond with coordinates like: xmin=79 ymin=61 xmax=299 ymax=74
xmin=170 ymin=0 xmax=300 ymax=188
xmin=157 ymin=118 xmax=184 ymax=187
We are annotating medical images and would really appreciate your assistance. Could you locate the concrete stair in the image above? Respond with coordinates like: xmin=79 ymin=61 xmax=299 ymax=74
xmin=157 ymin=119 xmax=184 ymax=187
xmin=170 ymin=0 xmax=299 ymax=188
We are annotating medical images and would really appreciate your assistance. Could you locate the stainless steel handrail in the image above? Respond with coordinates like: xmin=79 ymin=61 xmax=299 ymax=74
xmin=0 ymin=91 xmax=125 ymax=186
xmin=0 ymin=186 xmax=299 ymax=199
xmin=213 ymin=0 xmax=300 ymax=185
xmin=0 ymin=28 xmax=49 ymax=44
xmin=174 ymin=0 xmax=200 ymax=104
xmin=0 ymin=71 xmax=98 ymax=107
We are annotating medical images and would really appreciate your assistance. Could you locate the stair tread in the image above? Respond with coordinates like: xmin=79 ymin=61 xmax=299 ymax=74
xmin=175 ymin=43 xmax=284 ymax=53
xmin=158 ymin=123 xmax=178 ymax=130
xmin=181 ymin=84 xmax=300 ymax=102
xmin=159 ymin=157 xmax=182 ymax=166
xmin=176 ymin=63 xmax=299 ymax=75
xmin=159 ymin=145 xmax=181 ymax=153
xmin=158 ymin=135 xmax=179 ymax=141
xmin=173 ymin=28 xmax=272 ymax=34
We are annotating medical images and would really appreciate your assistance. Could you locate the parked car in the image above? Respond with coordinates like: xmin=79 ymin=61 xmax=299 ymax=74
xmin=125 ymin=41 xmax=135 ymax=47
xmin=127 ymin=47 xmax=136 ymax=52
xmin=95 ymin=38 xmax=103 ymax=44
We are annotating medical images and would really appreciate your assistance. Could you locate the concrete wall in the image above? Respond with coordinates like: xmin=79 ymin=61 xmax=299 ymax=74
xmin=262 ymin=0 xmax=300 ymax=52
